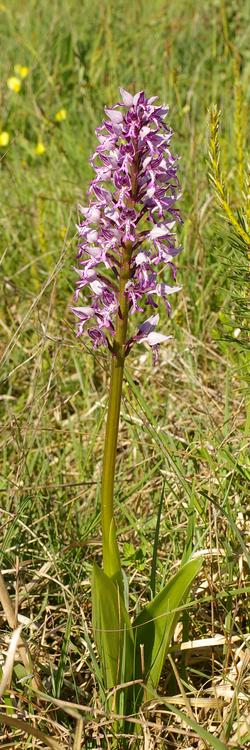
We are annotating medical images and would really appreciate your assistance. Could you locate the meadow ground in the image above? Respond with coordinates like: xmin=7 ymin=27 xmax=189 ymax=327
xmin=0 ymin=0 xmax=249 ymax=747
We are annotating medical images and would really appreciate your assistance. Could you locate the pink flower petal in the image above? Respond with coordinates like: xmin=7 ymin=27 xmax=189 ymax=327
xmin=120 ymin=88 xmax=134 ymax=106
xmin=105 ymin=108 xmax=123 ymax=124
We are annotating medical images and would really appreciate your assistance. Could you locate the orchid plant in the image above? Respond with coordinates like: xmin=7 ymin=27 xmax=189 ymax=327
xmin=72 ymin=89 xmax=202 ymax=721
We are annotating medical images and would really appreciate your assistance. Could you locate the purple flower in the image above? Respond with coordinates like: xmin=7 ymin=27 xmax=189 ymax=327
xmin=72 ymin=88 xmax=182 ymax=357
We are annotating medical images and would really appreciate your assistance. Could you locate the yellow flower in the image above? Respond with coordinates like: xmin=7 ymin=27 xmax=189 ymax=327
xmin=0 ymin=131 xmax=10 ymax=147
xmin=14 ymin=64 xmax=30 ymax=78
xmin=35 ymin=141 xmax=46 ymax=156
xmin=7 ymin=76 xmax=21 ymax=93
xmin=54 ymin=108 xmax=67 ymax=122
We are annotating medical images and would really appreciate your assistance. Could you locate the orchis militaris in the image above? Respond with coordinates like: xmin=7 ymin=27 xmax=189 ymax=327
xmin=72 ymin=88 xmax=182 ymax=356
xmin=72 ymin=90 xmax=202 ymax=718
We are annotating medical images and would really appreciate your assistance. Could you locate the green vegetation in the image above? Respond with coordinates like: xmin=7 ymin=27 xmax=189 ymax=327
xmin=0 ymin=0 xmax=249 ymax=747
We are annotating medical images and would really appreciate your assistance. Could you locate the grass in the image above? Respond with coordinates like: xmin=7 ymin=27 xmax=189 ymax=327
xmin=0 ymin=0 xmax=249 ymax=747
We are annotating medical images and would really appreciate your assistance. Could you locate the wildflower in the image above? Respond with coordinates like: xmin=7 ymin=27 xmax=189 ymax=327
xmin=35 ymin=141 xmax=46 ymax=156
xmin=7 ymin=76 xmax=21 ymax=93
xmin=0 ymin=131 xmax=10 ymax=147
xmin=72 ymin=89 xmax=182 ymax=357
xmin=55 ymin=108 xmax=67 ymax=122
xmin=14 ymin=64 xmax=29 ymax=78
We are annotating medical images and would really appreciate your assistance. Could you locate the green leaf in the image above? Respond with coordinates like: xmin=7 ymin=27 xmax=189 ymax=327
xmin=92 ymin=564 xmax=134 ymax=704
xmin=159 ymin=701 xmax=228 ymax=750
xmin=133 ymin=557 xmax=203 ymax=700
xmin=53 ymin=611 xmax=72 ymax=698
xmin=107 ymin=517 xmax=124 ymax=591
xmin=150 ymin=480 xmax=165 ymax=597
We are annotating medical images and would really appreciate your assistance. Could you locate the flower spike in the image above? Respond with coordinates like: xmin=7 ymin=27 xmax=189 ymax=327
xmin=72 ymin=89 xmax=182 ymax=358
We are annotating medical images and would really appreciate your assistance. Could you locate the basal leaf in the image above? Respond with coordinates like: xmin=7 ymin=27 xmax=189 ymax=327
xmin=133 ymin=557 xmax=203 ymax=701
xmin=92 ymin=563 xmax=134 ymax=704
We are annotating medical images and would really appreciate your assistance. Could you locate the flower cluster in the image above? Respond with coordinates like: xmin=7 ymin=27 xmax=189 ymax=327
xmin=72 ymin=88 xmax=182 ymax=355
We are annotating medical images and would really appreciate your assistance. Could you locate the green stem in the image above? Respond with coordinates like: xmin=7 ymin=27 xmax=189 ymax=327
xmin=101 ymin=243 xmax=132 ymax=586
